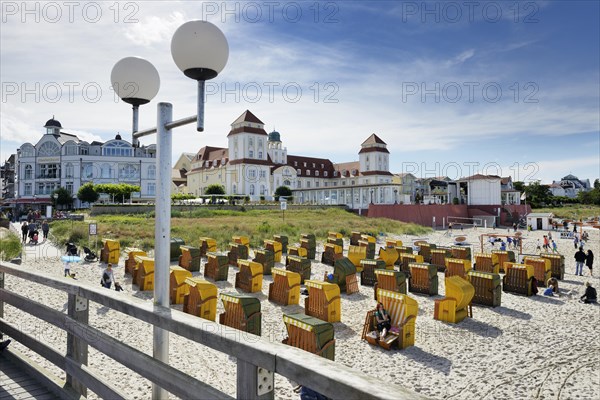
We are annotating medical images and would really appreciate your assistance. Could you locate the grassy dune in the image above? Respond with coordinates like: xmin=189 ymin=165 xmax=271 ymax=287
xmin=49 ymin=208 xmax=430 ymax=251
xmin=533 ymin=205 xmax=600 ymax=220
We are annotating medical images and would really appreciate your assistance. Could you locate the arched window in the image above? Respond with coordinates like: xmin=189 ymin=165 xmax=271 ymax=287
xmin=120 ymin=164 xmax=138 ymax=180
xmin=283 ymin=180 xmax=291 ymax=186
xmin=65 ymin=163 xmax=74 ymax=178
xmin=258 ymin=150 xmax=263 ymax=159
xmin=38 ymin=141 xmax=60 ymax=156
xmin=260 ymin=185 xmax=266 ymax=195
xmin=24 ymin=165 xmax=33 ymax=179
xmin=249 ymin=150 xmax=254 ymax=158
xmin=20 ymin=145 xmax=35 ymax=157
xmin=249 ymin=184 xmax=255 ymax=195
xmin=148 ymin=165 xmax=156 ymax=179
xmin=102 ymin=140 xmax=133 ymax=157
xmin=64 ymin=144 xmax=78 ymax=155
xmin=232 ymin=184 xmax=237 ymax=194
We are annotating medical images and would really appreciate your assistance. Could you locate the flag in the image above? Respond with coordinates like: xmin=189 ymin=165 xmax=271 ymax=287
xmin=520 ymin=192 xmax=527 ymax=201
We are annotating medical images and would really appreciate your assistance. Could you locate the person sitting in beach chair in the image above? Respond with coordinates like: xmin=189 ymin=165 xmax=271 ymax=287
xmin=375 ymin=302 xmax=391 ymax=338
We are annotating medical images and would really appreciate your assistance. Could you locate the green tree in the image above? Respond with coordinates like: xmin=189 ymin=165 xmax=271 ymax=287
xmin=594 ymin=179 xmax=600 ymax=190
xmin=77 ymin=182 xmax=99 ymax=205
xmin=171 ymin=193 xmax=195 ymax=204
xmin=204 ymin=184 xmax=225 ymax=195
xmin=513 ymin=181 xmax=525 ymax=192
xmin=52 ymin=187 xmax=74 ymax=209
xmin=274 ymin=186 xmax=292 ymax=201
xmin=524 ymin=181 xmax=553 ymax=207
xmin=95 ymin=183 xmax=140 ymax=203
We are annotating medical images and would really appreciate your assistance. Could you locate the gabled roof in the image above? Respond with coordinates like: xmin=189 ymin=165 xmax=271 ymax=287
xmin=461 ymin=174 xmax=502 ymax=181
xmin=182 ymin=153 xmax=195 ymax=161
xmin=231 ymin=110 xmax=264 ymax=125
xmin=361 ymin=133 xmax=386 ymax=146
xmin=501 ymin=177 xmax=512 ymax=185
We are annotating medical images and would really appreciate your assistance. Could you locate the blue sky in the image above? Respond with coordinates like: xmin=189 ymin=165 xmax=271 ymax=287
xmin=1 ymin=0 xmax=598 ymax=184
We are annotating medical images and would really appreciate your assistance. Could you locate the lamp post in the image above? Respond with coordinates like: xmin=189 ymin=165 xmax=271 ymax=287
xmin=111 ymin=20 xmax=228 ymax=400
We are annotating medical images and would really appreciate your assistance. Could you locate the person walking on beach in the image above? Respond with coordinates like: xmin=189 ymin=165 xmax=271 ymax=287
xmin=41 ymin=220 xmax=49 ymax=240
xmin=585 ymin=250 xmax=594 ymax=276
xmin=574 ymin=247 xmax=586 ymax=276
xmin=551 ymin=240 xmax=558 ymax=253
xmin=101 ymin=264 xmax=116 ymax=289
xmin=20 ymin=221 xmax=28 ymax=242
xmin=573 ymin=236 xmax=579 ymax=249
xmin=580 ymin=282 xmax=597 ymax=304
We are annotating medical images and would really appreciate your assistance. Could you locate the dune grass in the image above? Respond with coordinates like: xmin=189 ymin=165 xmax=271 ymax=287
xmin=533 ymin=205 xmax=600 ymax=220
xmin=50 ymin=208 xmax=430 ymax=251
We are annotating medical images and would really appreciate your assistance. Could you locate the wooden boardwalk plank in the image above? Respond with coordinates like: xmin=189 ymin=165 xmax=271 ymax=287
xmin=0 ymin=354 xmax=59 ymax=400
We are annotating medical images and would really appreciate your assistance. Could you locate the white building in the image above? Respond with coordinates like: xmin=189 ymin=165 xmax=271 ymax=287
xmin=15 ymin=118 xmax=157 ymax=209
xmin=448 ymin=174 xmax=502 ymax=205
xmin=186 ymin=110 xmax=395 ymax=207
xmin=526 ymin=212 xmax=554 ymax=231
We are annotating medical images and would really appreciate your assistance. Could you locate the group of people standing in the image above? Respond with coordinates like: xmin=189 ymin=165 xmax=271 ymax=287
xmin=574 ymin=247 xmax=594 ymax=276
xmin=20 ymin=220 xmax=49 ymax=244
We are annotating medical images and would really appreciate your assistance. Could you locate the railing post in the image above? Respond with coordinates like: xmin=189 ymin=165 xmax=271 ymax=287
xmin=66 ymin=293 xmax=89 ymax=397
xmin=237 ymin=360 xmax=274 ymax=400
xmin=0 ymin=272 xmax=3 ymax=340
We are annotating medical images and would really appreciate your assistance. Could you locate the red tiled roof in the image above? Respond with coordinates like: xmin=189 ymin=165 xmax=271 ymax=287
xmin=227 ymin=126 xmax=268 ymax=137
xmin=361 ymin=133 xmax=387 ymax=146
xmin=462 ymin=174 xmax=501 ymax=180
xmin=287 ymin=155 xmax=336 ymax=177
xmin=231 ymin=110 xmax=264 ymax=125
xmin=358 ymin=147 xmax=390 ymax=154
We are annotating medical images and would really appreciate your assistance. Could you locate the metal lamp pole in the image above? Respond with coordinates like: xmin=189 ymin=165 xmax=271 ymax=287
xmin=111 ymin=20 xmax=228 ymax=400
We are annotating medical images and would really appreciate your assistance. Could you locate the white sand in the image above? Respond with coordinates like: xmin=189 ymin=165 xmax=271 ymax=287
xmin=2 ymin=223 xmax=599 ymax=399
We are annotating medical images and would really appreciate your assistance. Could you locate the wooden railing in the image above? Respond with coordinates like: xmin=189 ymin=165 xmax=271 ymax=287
xmin=0 ymin=262 xmax=422 ymax=400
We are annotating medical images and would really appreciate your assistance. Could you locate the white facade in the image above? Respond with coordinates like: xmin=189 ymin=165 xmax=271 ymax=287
xmin=16 ymin=118 xmax=157 ymax=208
xmin=527 ymin=213 xmax=554 ymax=231
xmin=464 ymin=176 xmax=502 ymax=205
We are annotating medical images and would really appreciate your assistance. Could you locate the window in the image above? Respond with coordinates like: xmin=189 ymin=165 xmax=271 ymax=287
xmin=249 ymin=184 xmax=255 ymax=195
xmin=102 ymin=140 xmax=133 ymax=157
xmin=101 ymin=164 xmax=113 ymax=179
xmin=303 ymin=162 xmax=307 ymax=167
xmin=321 ymin=163 xmax=324 ymax=169
xmin=83 ymin=164 xmax=94 ymax=179
xmin=249 ymin=150 xmax=254 ymax=158
xmin=260 ymin=185 xmax=266 ymax=195
xmin=249 ymin=169 xmax=257 ymax=179
xmin=297 ymin=169 xmax=301 ymax=175
xmin=38 ymin=141 xmax=60 ymax=156
xmin=315 ymin=171 xmax=319 ymax=177
xmin=258 ymin=150 xmax=263 ymax=159
xmin=80 ymin=146 xmax=89 ymax=155
xmin=232 ymin=184 xmax=237 ymax=194
xmin=120 ymin=164 xmax=138 ymax=180
xmin=297 ymin=181 xmax=302 ymax=188
xmin=306 ymin=170 xmax=310 ymax=176
xmin=324 ymin=171 xmax=328 ymax=177
xmin=147 ymin=182 xmax=156 ymax=196
xmin=312 ymin=163 xmax=316 ymax=168
xmin=260 ymin=170 xmax=266 ymax=179
xmin=283 ymin=180 xmax=291 ymax=186
xmin=294 ymin=161 xmax=298 ymax=167
xmin=24 ymin=165 xmax=33 ymax=180
xmin=65 ymin=163 xmax=74 ymax=178
xmin=24 ymin=183 xmax=32 ymax=195
xmin=20 ymin=145 xmax=35 ymax=157
xmin=333 ymin=171 xmax=338 ymax=177
xmin=39 ymin=164 xmax=60 ymax=179
xmin=65 ymin=182 xmax=73 ymax=194
xmin=148 ymin=165 xmax=156 ymax=179
xmin=315 ymin=181 xmax=320 ymax=188
xmin=258 ymin=139 xmax=263 ymax=147
xmin=307 ymin=181 xmax=311 ymax=188
xmin=65 ymin=144 xmax=78 ymax=155
xmin=249 ymin=138 xmax=254 ymax=146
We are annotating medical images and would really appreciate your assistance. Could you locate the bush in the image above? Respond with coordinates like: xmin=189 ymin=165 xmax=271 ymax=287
xmin=0 ymin=231 xmax=22 ymax=260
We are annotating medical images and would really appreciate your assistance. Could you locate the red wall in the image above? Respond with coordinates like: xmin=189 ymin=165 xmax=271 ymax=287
xmin=366 ymin=204 xmax=531 ymax=227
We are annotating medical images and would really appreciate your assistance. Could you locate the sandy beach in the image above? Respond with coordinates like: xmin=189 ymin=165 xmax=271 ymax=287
xmin=2 ymin=222 xmax=599 ymax=399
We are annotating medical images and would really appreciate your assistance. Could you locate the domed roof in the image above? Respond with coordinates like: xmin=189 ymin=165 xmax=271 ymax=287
xmin=268 ymin=130 xmax=281 ymax=142
xmin=44 ymin=117 xmax=62 ymax=129
xmin=115 ymin=134 xmax=122 ymax=140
